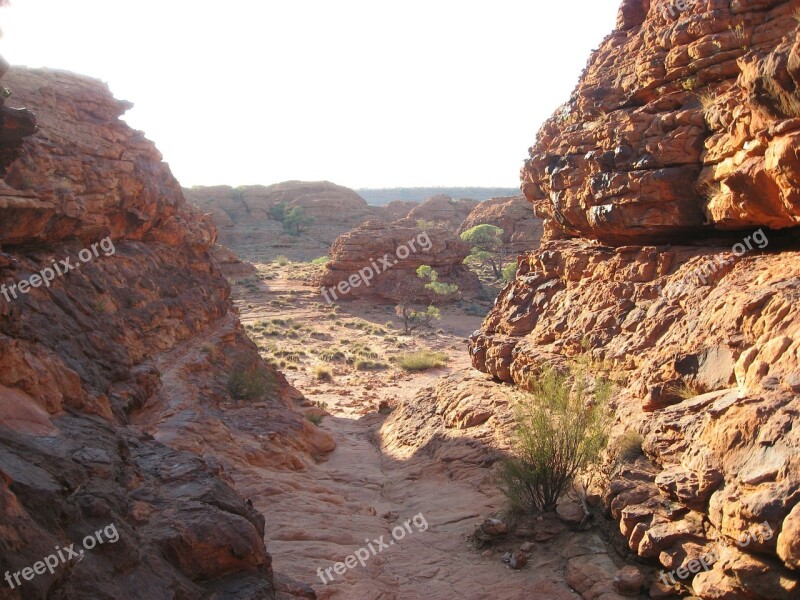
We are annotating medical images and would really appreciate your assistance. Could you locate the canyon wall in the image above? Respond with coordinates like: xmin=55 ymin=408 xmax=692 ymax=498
xmin=0 ymin=67 xmax=320 ymax=599
xmin=471 ymin=1 xmax=800 ymax=598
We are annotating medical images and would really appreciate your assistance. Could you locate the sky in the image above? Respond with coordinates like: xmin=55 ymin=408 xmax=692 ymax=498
xmin=0 ymin=0 xmax=621 ymax=189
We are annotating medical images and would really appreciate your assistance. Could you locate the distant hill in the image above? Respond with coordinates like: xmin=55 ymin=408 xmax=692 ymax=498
xmin=356 ymin=187 xmax=519 ymax=206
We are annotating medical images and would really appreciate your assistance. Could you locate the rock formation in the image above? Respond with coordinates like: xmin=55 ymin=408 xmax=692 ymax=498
xmin=185 ymin=182 xmax=386 ymax=261
xmin=523 ymin=0 xmax=800 ymax=245
xmin=0 ymin=67 xmax=324 ymax=599
xmin=406 ymin=194 xmax=480 ymax=230
xmin=471 ymin=2 xmax=800 ymax=599
xmin=318 ymin=219 xmax=480 ymax=303
xmin=459 ymin=195 xmax=544 ymax=254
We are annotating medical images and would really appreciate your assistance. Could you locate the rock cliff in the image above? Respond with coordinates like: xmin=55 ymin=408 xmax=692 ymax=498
xmin=472 ymin=2 xmax=800 ymax=598
xmin=0 ymin=67 xmax=321 ymax=599
xmin=523 ymin=0 xmax=800 ymax=245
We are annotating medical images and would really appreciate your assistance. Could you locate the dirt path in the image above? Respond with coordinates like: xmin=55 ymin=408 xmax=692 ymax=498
xmin=131 ymin=257 xmax=610 ymax=599
xmin=220 ymin=261 xmax=585 ymax=599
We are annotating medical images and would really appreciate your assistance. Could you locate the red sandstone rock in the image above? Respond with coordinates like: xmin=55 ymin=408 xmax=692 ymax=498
xmin=458 ymin=195 xmax=544 ymax=254
xmin=406 ymin=194 xmax=480 ymax=230
xmin=185 ymin=182 xmax=400 ymax=261
xmin=522 ymin=0 xmax=800 ymax=244
xmin=0 ymin=67 xmax=321 ymax=599
xmin=318 ymin=219 xmax=479 ymax=303
xmin=470 ymin=4 xmax=800 ymax=599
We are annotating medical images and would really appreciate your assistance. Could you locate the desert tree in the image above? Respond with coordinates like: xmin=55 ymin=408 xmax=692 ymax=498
xmin=460 ymin=224 xmax=509 ymax=278
xmin=395 ymin=265 xmax=458 ymax=333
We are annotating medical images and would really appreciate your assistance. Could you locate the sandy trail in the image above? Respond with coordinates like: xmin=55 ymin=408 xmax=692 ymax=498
xmin=225 ymin=262 xmax=583 ymax=599
xmin=137 ymin=259 xmax=586 ymax=599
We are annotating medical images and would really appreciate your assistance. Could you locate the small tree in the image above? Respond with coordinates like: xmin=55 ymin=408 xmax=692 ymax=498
xmin=497 ymin=363 xmax=611 ymax=513
xmin=282 ymin=206 xmax=314 ymax=236
xmin=460 ymin=224 xmax=507 ymax=278
xmin=227 ymin=356 xmax=275 ymax=404
xmin=395 ymin=265 xmax=458 ymax=333
xmin=268 ymin=201 xmax=288 ymax=222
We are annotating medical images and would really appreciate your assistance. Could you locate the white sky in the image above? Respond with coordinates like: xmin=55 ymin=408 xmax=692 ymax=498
xmin=0 ymin=0 xmax=621 ymax=188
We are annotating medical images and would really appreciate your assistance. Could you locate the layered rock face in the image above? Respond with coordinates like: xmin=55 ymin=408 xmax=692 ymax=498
xmin=318 ymin=220 xmax=480 ymax=302
xmin=0 ymin=68 xmax=319 ymax=599
xmin=472 ymin=2 xmax=800 ymax=599
xmin=523 ymin=0 xmax=800 ymax=244
xmin=459 ymin=195 xmax=544 ymax=253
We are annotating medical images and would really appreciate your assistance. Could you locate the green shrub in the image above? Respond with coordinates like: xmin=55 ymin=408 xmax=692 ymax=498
xmin=502 ymin=263 xmax=517 ymax=283
xmin=227 ymin=363 xmax=275 ymax=402
xmin=496 ymin=365 xmax=611 ymax=513
xmin=313 ymin=365 xmax=333 ymax=382
xmin=397 ymin=350 xmax=448 ymax=372
xmin=311 ymin=256 xmax=330 ymax=265
xmin=355 ymin=359 xmax=389 ymax=371
xmin=306 ymin=413 xmax=324 ymax=426
xmin=319 ymin=348 xmax=346 ymax=362
xmin=275 ymin=255 xmax=290 ymax=266
xmin=611 ymin=430 xmax=644 ymax=464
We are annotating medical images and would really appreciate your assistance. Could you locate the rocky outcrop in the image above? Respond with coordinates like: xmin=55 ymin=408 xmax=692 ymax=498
xmin=0 ymin=68 xmax=322 ymax=599
xmin=472 ymin=2 xmax=800 ymax=599
xmin=458 ymin=195 xmax=544 ymax=253
xmin=185 ymin=182 xmax=388 ymax=261
xmin=406 ymin=194 xmax=480 ymax=230
xmin=522 ymin=0 xmax=800 ymax=245
xmin=318 ymin=219 xmax=479 ymax=303
xmin=383 ymin=199 xmax=419 ymax=221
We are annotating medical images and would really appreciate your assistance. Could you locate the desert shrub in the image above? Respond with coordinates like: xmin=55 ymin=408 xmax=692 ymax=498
xmin=306 ymin=413 xmax=324 ymax=425
xmin=313 ymin=365 xmax=333 ymax=382
xmin=227 ymin=363 xmax=275 ymax=402
xmin=397 ymin=350 xmax=448 ymax=372
xmin=502 ymin=262 xmax=517 ymax=283
xmin=611 ymin=430 xmax=644 ymax=465
xmin=666 ymin=380 xmax=704 ymax=400
xmin=275 ymin=255 xmax=290 ymax=266
xmin=311 ymin=256 xmax=330 ymax=265
xmin=349 ymin=344 xmax=379 ymax=361
xmin=496 ymin=365 xmax=611 ymax=513
xmin=355 ymin=359 xmax=389 ymax=371
xmin=319 ymin=348 xmax=346 ymax=362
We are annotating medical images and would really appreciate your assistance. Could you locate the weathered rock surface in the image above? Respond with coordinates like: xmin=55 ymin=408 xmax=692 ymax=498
xmin=318 ymin=219 xmax=480 ymax=303
xmin=0 ymin=67 xmax=321 ymax=599
xmin=471 ymin=3 xmax=800 ymax=599
xmin=522 ymin=0 xmax=800 ymax=244
xmin=459 ymin=195 xmax=544 ymax=253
